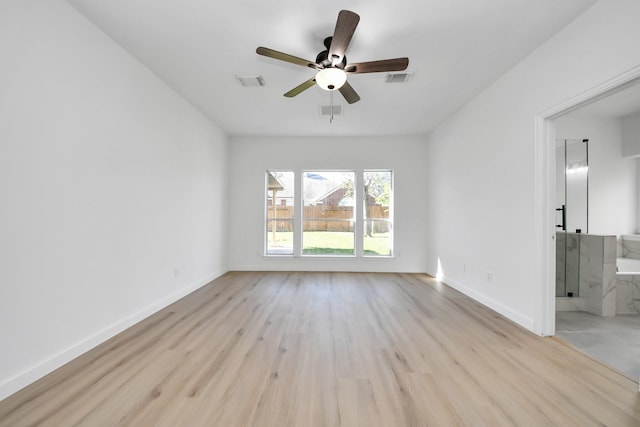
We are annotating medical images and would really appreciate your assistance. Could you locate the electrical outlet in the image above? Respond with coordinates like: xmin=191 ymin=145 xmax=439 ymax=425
xmin=487 ymin=271 xmax=493 ymax=283
xmin=461 ymin=263 xmax=466 ymax=273
xmin=174 ymin=267 xmax=180 ymax=278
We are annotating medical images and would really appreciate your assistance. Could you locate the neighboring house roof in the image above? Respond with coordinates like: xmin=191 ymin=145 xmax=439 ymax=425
xmin=302 ymin=172 xmax=346 ymax=205
xmin=267 ymin=172 xmax=284 ymax=192
xmin=312 ymin=185 xmax=348 ymax=206
xmin=267 ymin=172 xmax=294 ymax=205
xmin=268 ymin=172 xmax=367 ymax=206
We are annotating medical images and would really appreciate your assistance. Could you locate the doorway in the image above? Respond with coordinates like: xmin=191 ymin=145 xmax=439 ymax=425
xmin=536 ymin=66 xmax=640 ymax=337
xmin=541 ymin=70 xmax=640 ymax=380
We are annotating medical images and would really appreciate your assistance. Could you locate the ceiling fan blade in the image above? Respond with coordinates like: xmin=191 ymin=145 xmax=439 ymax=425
xmin=284 ymin=78 xmax=317 ymax=97
xmin=328 ymin=10 xmax=360 ymax=66
xmin=256 ymin=47 xmax=320 ymax=70
xmin=345 ymin=58 xmax=409 ymax=74
xmin=339 ymin=81 xmax=360 ymax=104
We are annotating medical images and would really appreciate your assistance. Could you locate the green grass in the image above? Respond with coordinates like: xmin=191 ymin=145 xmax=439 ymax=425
xmin=267 ymin=231 xmax=391 ymax=256
xmin=302 ymin=247 xmax=358 ymax=255
xmin=363 ymin=233 xmax=391 ymax=256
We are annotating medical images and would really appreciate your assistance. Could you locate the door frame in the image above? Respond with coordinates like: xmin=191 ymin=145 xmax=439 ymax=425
xmin=535 ymin=65 xmax=640 ymax=336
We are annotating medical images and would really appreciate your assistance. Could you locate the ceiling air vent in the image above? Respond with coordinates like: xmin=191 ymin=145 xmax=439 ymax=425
xmin=320 ymin=105 xmax=342 ymax=116
xmin=385 ymin=72 xmax=414 ymax=83
xmin=236 ymin=74 xmax=265 ymax=87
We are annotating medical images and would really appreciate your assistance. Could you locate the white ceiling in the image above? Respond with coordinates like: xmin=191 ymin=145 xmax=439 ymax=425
xmin=67 ymin=0 xmax=597 ymax=137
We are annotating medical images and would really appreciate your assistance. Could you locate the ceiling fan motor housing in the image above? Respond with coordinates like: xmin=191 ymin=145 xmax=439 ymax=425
xmin=316 ymin=37 xmax=347 ymax=69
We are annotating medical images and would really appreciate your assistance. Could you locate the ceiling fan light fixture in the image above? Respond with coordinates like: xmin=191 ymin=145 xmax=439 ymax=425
xmin=315 ymin=68 xmax=347 ymax=91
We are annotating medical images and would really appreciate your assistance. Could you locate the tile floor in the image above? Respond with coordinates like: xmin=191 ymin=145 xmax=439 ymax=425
xmin=555 ymin=311 xmax=640 ymax=381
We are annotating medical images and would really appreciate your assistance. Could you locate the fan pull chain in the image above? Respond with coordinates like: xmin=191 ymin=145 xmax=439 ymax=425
xmin=330 ymin=91 xmax=334 ymax=123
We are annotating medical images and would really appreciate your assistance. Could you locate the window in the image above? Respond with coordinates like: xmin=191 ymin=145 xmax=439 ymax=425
xmin=303 ymin=171 xmax=355 ymax=256
xmin=265 ymin=171 xmax=294 ymax=255
xmin=264 ymin=169 xmax=393 ymax=257
xmin=363 ymin=170 xmax=393 ymax=256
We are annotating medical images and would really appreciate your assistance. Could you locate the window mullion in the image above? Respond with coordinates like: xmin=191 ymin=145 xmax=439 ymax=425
xmin=354 ymin=169 xmax=363 ymax=257
xmin=294 ymin=169 xmax=302 ymax=256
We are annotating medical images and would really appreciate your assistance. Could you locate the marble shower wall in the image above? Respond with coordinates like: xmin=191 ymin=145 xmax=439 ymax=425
xmin=616 ymin=275 xmax=640 ymax=314
xmin=579 ymin=234 xmax=617 ymax=317
xmin=620 ymin=236 xmax=640 ymax=259
xmin=556 ymin=232 xmax=617 ymax=316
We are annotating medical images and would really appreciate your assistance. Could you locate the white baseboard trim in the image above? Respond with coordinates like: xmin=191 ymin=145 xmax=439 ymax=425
xmin=0 ymin=269 xmax=226 ymax=402
xmin=442 ymin=275 xmax=536 ymax=333
xmin=228 ymin=262 xmax=425 ymax=273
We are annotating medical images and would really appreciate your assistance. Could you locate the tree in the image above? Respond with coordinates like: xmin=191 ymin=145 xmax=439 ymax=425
xmin=363 ymin=171 xmax=391 ymax=236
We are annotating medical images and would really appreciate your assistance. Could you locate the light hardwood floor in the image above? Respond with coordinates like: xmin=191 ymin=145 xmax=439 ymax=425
xmin=1 ymin=272 xmax=639 ymax=426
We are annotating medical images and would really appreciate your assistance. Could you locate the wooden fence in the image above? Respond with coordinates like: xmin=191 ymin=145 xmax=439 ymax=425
xmin=267 ymin=206 xmax=389 ymax=232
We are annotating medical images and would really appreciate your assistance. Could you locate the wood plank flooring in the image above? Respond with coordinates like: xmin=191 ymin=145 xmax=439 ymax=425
xmin=1 ymin=272 xmax=639 ymax=426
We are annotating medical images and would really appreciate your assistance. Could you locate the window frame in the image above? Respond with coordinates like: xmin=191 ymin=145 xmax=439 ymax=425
xmin=264 ymin=170 xmax=295 ymax=256
xmin=301 ymin=169 xmax=357 ymax=257
xmin=362 ymin=169 xmax=394 ymax=258
xmin=263 ymin=169 xmax=394 ymax=258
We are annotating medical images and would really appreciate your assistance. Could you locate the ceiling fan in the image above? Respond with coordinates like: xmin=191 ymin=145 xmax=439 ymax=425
xmin=256 ymin=10 xmax=409 ymax=104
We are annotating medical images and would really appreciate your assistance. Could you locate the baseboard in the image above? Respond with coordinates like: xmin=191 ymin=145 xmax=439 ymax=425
xmin=0 ymin=269 xmax=226 ymax=402
xmin=228 ymin=262 xmax=425 ymax=273
xmin=442 ymin=275 xmax=536 ymax=333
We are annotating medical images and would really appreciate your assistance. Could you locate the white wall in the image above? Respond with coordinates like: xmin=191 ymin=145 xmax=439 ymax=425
xmin=555 ymin=115 xmax=636 ymax=235
xmin=0 ymin=0 xmax=228 ymax=400
xmin=621 ymin=111 xmax=640 ymax=228
xmin=423 ymin=0 xmax=640 ymax=333
xmin=622 ymin=111 xmax=640 ymax=156
xmin=228 ymin=136 xmax=428 ymax=272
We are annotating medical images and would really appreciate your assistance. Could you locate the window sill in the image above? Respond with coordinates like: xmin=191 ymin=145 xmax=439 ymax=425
xmin=263 ymin=254 xmax=395 ymax=260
